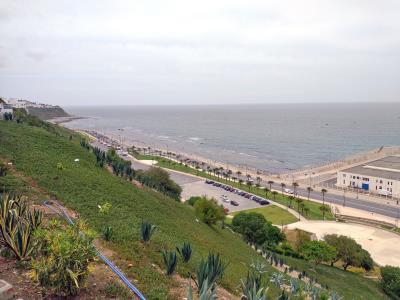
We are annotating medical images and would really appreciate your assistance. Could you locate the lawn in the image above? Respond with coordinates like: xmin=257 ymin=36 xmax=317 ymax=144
xmin=228 ymin=205 xmax=298 ymax=225
xmin=0 ymin=121 xmax=388 ymax=299
xmin=131 ymin=153 xmax=334 ymax=221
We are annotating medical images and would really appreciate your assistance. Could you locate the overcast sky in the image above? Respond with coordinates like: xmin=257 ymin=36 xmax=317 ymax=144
xmin=0 ymin=1 xmax=399 ymax=106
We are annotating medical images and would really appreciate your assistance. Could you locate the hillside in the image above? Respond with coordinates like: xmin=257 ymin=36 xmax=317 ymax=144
xmin=0 ymin=120 xmax=389 ymax=299
xmin=26 ymin=105 xmax=69 ymax=120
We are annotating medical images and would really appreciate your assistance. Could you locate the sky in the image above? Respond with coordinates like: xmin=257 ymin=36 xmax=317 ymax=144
xmin=0 ymin=0 xmax=400 ymax=106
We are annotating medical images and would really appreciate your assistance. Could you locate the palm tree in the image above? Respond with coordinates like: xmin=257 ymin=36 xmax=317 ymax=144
xmin=256 ymin=176 xmax=262 ymax=185
xmin=292 ymin=182 xmax=299 ymax=196
xmin=306 ymin=186 xmax=313 ymax=201
xmin=296 ymin=198 xmax=304 ymax=220
xmin=239 ymin=179 xmax=244 ymax=186
xmin=299 ymin=202 xmax=305 ymax=215
xmin=272 ymin=191 xmax=278 ymax=202
xmin=246 ymin=180 xmax=252 ymax=191
xmin=280 ymin=183 xmax=286 ymax=195
xmin=321 ymin=188 xmax=327 ymax=205
xmin=236 ymin=170 xmax=242 ymax=179
xmin=231 ymin=176 xmax=237 ymax=183
xmin=320 ymin=205 xmax=329 ymax=220
xmin=267 ymin=180 xmax=274 ymax=192
xmin=288 ymin=196 xmax=294 ymax=209
xmin=227 ymin=169 xmax=232 ymax=181
xmin=304 ymin=207 xmax=310 ymax=217
xmin=255 ymin=183 xmax=261 ymax=190
xmin=264 ymin=187 xmax=270 ymax=198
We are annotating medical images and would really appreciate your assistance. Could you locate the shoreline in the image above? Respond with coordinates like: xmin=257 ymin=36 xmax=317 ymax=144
xmin=56 ymin=116 xmax=400 ymax=187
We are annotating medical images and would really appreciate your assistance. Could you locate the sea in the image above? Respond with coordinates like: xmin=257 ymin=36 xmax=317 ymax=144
xmin=64 ymin=103 xmax=400 ymax=174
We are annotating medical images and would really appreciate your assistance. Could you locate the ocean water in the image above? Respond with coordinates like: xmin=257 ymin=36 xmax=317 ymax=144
xmin=64 ymin=103 xmax=400 ymax=173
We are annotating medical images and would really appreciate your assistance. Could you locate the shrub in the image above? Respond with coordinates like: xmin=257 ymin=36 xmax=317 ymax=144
xmin=162 ymin=250 xmax=178 ymax=276
xmin=194 ymin=197 xmax=225 ymax=225
xmin=187 ymin=196 xmax=202 ymax=206
xmin=32 ymin=221 xmax=96 ymax=296
xmin=380 ymin=266 xmax=400 ymax=298
xmin=300 ymin=240 xmax=337 ymax=265
xmin=102 ymin=226 xmax=113 ymax=241
xmin=177 ymin=242 xmax=192 ymax=263
xmin=0 ymin=193 xmax=42 ymax=260
xmin=140 ymin=220 xmax=156 ymax=242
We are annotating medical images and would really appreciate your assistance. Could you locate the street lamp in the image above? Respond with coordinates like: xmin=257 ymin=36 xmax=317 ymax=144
xmin=342 ymin=189 xmax=346 ymax=207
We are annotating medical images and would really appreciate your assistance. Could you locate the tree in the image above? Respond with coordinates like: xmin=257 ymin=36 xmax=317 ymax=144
xmin=307 ymin=186 xmax=313 ymax=201
xmin=232 ymin=212 xmax=285 ymax=246
xmin=239 ymin=179 xmax=244 ymax=186
xmin=272 ymin=191 xmax=278 ymax=202
xmin=280 ymin=183 xmax=286 ymax=195
xmin=194 ymin=197 xmax=225 ymax=225
xmin=300 ymin=240 xmax=337 ymax=265
xmin=380 ymin=266 xmax=400 ymax=298
xmin=292 ymin=182 xmax=299 ymax=196
xmin=319 ymin=205 xmax=330 ymax=220
xmin=321 ymin=188 xmax=327 ymax=206
xmin=267 ymin=180 xmax=274 ymax=192
xmin=324 ymin=234 xmax=373 ymax=271
xmin=246 ymin=180 xmax=252 ymax=191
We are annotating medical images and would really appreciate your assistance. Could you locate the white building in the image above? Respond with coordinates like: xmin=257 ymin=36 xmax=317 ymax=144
xmin=5 ymin=99 xmax=33 ymax=109
xmin=337 ymin=156 xmax=400 ymax=198
xmin=0 ymin=102 xmax=13 ymax=120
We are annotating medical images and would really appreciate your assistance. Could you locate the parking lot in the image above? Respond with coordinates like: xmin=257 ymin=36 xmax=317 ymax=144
xmin=181 ymin=179 xmax=270 ymax=213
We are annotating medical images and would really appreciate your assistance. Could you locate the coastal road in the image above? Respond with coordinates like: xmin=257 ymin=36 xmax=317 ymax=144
xmin=91 ymin=141 xmax=400 ymax=220
xmin=270 ymin=182 xmax=400 ymax=220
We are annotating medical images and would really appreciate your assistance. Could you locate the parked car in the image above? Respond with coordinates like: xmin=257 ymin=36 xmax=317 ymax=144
xmin=259 ymin=199 xmax=270 ymax=205
xmin=230 ymin=200 xmax=239 ymax=206
xmin=223 ymin=198 xmax=230 ymax=203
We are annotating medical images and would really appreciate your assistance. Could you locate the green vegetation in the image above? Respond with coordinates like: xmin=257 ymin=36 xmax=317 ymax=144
xmin=380 ymin=266 xmax=400 ymax=299
xmin=32 ymin=220 xmax=96 ymax=296
xmin=229 ymin=205 xmax=298 ymax=225
xmin=194 ymin=196 xmax=225 ymax=225
xmin=26 ymin=106 xmax=69 ymax=120
xmin=300 ymin=240 xmax=337 ymax=265
xmin=102 ymin=225 xmax=113 ymax=241
xmin=130 ymin=152 xmax=333 ymax=220
xmin=176 ymin=242 xmax=192 ymax=263
xmin=140 ymin=220 xmax=157 ymax=243
xmin=0 ymin=193 xmax=43 ymax=260
xmin=231 ymin=212 xmax=285 ymax=247
xmin=325 ymin=234 xmax=374 ymax=271
xmin=0 ymin=120 xmax=389 ymax=299
xmin=162 ymin=249 xmax=178 ymax=276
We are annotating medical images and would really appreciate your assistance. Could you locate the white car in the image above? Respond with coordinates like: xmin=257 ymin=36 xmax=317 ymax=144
xmin=284 ymin=188 xmax=294 ymax=194
xmin=223 ymin=198 xmax=230 ymax=203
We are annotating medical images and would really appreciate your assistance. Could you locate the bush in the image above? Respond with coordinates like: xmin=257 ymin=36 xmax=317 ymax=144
xmin=187 ymin=196 xmax=202 ymax=206
xmin=32 ymin=220 xmax=96 ymax=296
xmin=136 ymin=167 xmax=182 ymax=200
xmin=300 ymin=240 xmax=337 ymax=265
xmin=380 ymin=266 xmax=400 ymax=298
xmin=194 ymin=197 xmax=225 ymax=225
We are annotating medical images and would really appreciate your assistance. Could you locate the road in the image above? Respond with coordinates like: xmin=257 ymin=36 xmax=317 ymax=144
xmin=271 ymin=182 xmax=400 ymax=220
xmin=91 ymin=141 xmax=400 ymax=220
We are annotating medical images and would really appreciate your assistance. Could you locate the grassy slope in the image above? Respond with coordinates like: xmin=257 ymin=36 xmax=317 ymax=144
xmin=228 ymin=206 xmax=299 ymax=225
xmin=133 ymin=154 xmax=334 ymax=221
xmin=0 ymin=121 xmax=387 ymax=299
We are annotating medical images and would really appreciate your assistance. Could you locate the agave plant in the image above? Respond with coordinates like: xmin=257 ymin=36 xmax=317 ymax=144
xmin=0 ymin=193 xmax=38 ymax=260
xmin=330 ymin=291 xmax=343 ymax=300
xmin=102 ymin=225 xmax=113 ymax=241
xmin=28 ymin=209 xmax=43 ymax=230
xmin=162 ymin=249 xmax=178 ymax=276
xmin=177 ymin=242 xmax=192 ymax=263
xmin=270 ymin=272 xmax=285 ymax=289
xmin=140 ymin=220 xmax=156 ymax=242
xmin=241 ymin=272 xmax=267 ymax=300
xmin=241 ymin=282 xmax=268 ymax=300
xmin=193 ymin=253 xmax=227 ymax=293
xmin=187 ymin=278 xmax=216 ymax=300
